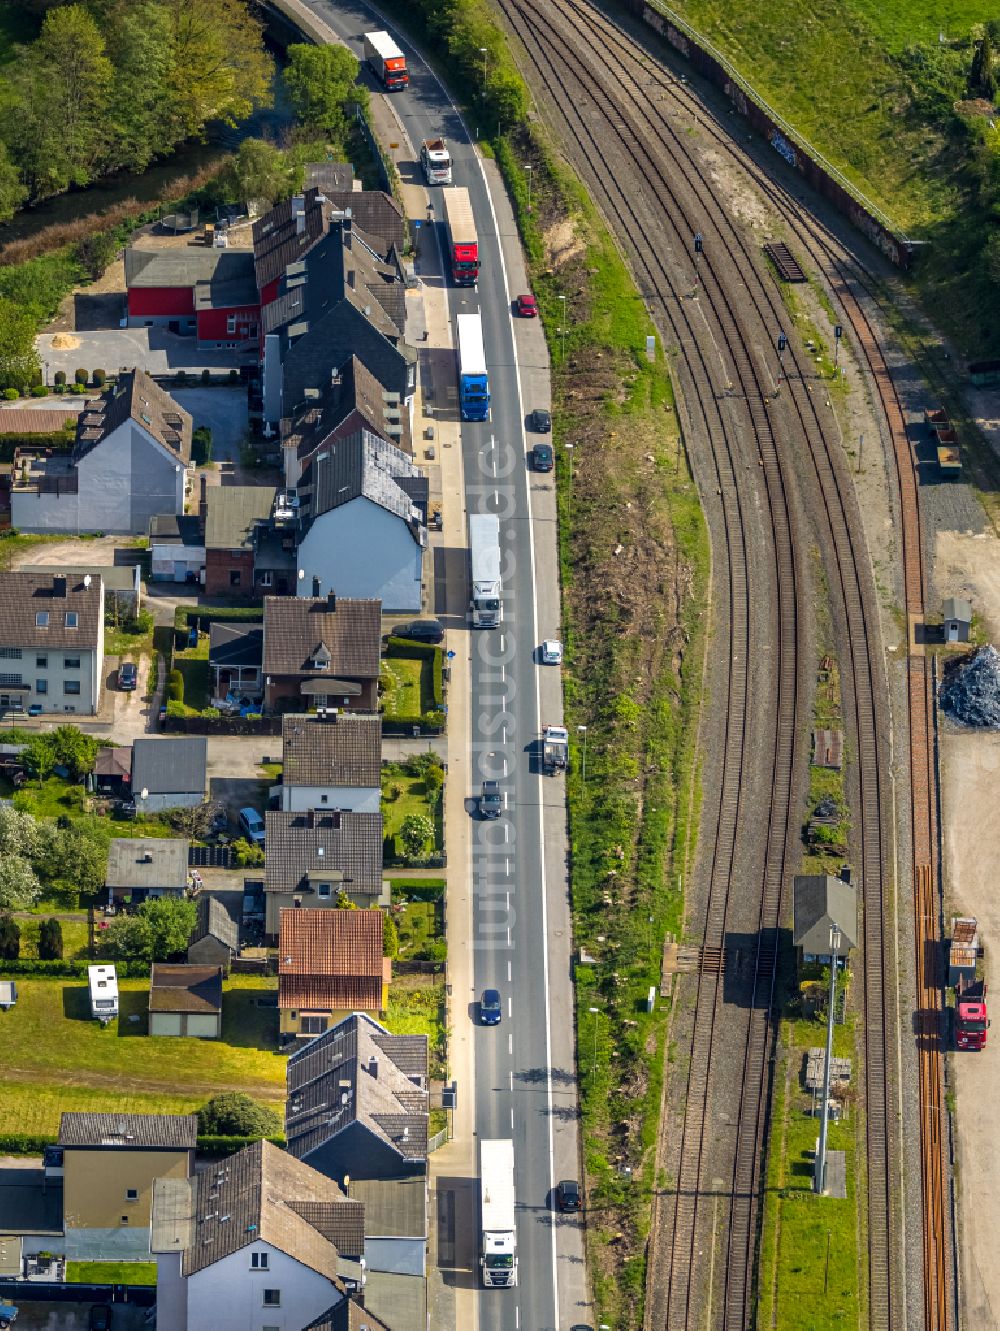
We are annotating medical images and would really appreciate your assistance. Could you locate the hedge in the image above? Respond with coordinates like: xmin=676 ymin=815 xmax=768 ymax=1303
xmin=390 ymin=879 xmax=446 ymax=901
xmin=0 ymin=958 xmax=152 ymax=977
xmin=174 ymin=604 xmax=264 ymax=630
xmin=384 ymin=636 xmax=445 ymax=707
xmin=196 ymin=1133 xmax=287 ymax=1154
xmin=0 ymin=1132 xmax=287 ymax=1156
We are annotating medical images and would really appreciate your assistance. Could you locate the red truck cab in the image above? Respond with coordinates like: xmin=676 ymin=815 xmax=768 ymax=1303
xmin=956 ymin=984 xmax=989 ymax=1050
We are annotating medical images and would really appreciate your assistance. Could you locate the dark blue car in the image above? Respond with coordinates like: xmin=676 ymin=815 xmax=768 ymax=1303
xmin=480 ymin=989 xmax=502 ymax=1026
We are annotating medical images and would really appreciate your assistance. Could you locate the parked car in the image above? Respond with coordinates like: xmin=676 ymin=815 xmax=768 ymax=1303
xmin=479 ymin=779 xmax=502 ymax=819
xmin=516 ymin=292 xmax=538 ymax=317
xmin=390 ymin=618 xmax=445 ymax=644
xmin=27 ymin=704 xmax=43 ymax=717
xmin=556 ymin=1179 xmax=581 ymax=1212
xmin=528 ymin=408 xmax=552 ymax=433
xmin=540 ymin=639 xmax=563 ymax=665
xmin=238 ymin=807 xmax=266 ymax=847
xmin=118 ymin=662 xmax=138 ymax=691
xmin=531 ymin=443 xmax=554 ymax=471
xmin=89 ymin=1308 xmax=112 ymax=1331
xmin=0 ymin=1302 xmax=17 ymax=1329
xmin=480 ymin=988 xmax=502 ymax=1026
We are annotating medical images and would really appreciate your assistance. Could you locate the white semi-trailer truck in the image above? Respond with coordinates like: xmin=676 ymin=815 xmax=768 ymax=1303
xmin=469 ymin=513 xmax=501 ymax=628
xmin=480 ymin=1138 xmax=517 ymax=1288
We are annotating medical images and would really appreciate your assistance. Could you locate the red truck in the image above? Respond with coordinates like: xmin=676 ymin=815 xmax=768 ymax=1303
xmin=364 ymin=31 xmax=408 ymax=90
xmin=950 ymin=917 xmax=990 ymax=1050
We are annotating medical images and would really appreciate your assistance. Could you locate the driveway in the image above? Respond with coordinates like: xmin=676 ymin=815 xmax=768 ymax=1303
xmin=109 ymin=654 xmax=159 ymax=742
xmin=37 ymin=327 xmax=255 ymax=379
xmin=8 ymin=536 xmax=126 ymax=569
xmin=171 ymin=388 xmax=251 ymax=485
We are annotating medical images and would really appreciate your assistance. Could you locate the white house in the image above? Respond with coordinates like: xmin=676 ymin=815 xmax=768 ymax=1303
xmin=11 ymin=370 xmax=192 ymax=535
xmin=0 ymin=571 xmax=104 ymax=716
xmin=151 ymin=1139 xmax=362 ymax=1331
xmin=295 ymin=430 xmax=426 ymax=613
xmin=278 ymin=713 xmax=382 ymax=815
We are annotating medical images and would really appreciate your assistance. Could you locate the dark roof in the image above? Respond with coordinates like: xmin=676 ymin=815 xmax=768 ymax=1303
xmin=943 ymin=597 xmax=972 ymax=622
xmin=131 ymin=737 xmax=207 ymax=796
xmin=149 ymin=963 xmax=223 ymax=1015
xmin=281 ymin=301 xmax=414 ymax=413
xmin=95 ymin=745 xmax=132 ymax=780
xmin=74 ymin=370 xmax=191 ymax=464
xmin=303 ymin=1299 xmax=392 ymax=1331
xmin=262 ymin=596 xmax=381 ymax=681
xmin=125 ymin=247 xmax=257 ymax=305
xmin=285 ymin=1014 xmax=428 ymax=1165
xmin=190 ymin=895 xmax=239 ymax=952
xmin=304 ymin=161 xmax=355 ymax=194
xmin=0 ymin=571 xmax=103 ymax=650
xmin=253 ymin=188 xmax=329 ymax=291
xmin=284 ymin=355 xmax=410 ymax=463
xmin=288 ymin=1198 xmax=366 ymax=1260
xmin=279 ymin=908 xmax=386 ymax=1013
xmin=301 ymin=430 xmax=426 ymax=542
xmin=349 ymin=1176 xmax=426 ymax=1239
xmin=792 ymin=875 xmax=858 ymax=953
xmin=59 ymin=1112 xmax=198 ymax=1149
xmin=105 ymin=837 xmax=189 ymax=890
xmin=282 ymin=713 xmax=382 ymax=789
xmin=264 ymin=810 xmax=384 ymax=900
xmin=149 ymin=514 xmax=203 ymax=547
xmin=323 ymin=191 xmax=406 ymax=257
xmin=204 ymin=485 xmax=277 ymax=550
xmin=209 ymin=621 xmax=264 ymax=670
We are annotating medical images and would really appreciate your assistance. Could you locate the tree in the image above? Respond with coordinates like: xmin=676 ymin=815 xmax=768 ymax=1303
xmin=219 ymin=139 xmax=304 ymax=208
xmin=382 ymin=911 xmax=399 ymax=959
xmin=104 ymin=912 xmax=153 ymax=961
xmin=160 ymin=0 xmax=273 ymax=140
xmin=232 ymin=837 xmax=265 ymax=868
xmin=140 ymin=895 xmax=197 ymax=961
xmin=0 ymin=805 xmax=41 ymax=862
xmin=0 ymin=295 xmax=41 ymax=393
xmin=33 ymin=819 xmax=109 ymax=901
xmin=0 ymin=913 xmax=20 ymax=961
xmin=0 ymin=143 xmax=27 ymax=225
xmin=38 ymin=916 xmax=63 ymax=960
xmin=422 ymin=761 xmax=444 ymax=805
xmin=335 ymin=887 xmax=358 ymax=910
xmin=285 ymin=43 xmax=360 ymax=135
xmin=197 ymin=1092 xmax=281 ymax=1138
xmin=399 ymin=814 xmax=435 ymax=859
xmin=101 ymin=1 xmax=174 ymax=174
xmin=50 ymin=725 xmax=99 ymax=780
xmin=0 ymin=855 xmax=41 ymax=911
xmin=971 ymin=29 xmax=998 ymax=99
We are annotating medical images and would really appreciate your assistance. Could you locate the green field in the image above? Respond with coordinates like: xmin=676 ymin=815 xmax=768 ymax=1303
xmin=379 ymin=657 xmax=423 ymax=719
xmin=66 ymin=1261 xmax=157 ymax=1286
xmin=16 ymin=914 xmax=91 ymax=960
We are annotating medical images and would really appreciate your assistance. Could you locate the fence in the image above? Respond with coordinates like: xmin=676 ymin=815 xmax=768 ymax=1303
xmin=188 ymin=845 xmax=235 ymax=869
xmin=163 ymin=714 xmax=281 ymax=737
xmin=427 ymin=1126 xmax=449 ymax=1153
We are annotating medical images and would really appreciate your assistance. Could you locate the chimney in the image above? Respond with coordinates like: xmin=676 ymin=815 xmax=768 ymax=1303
xmin=52 ymin=575 xmax=66 ymax=598
xmin=312 ymin=575 xmax=321 ymax=598
xmin=306 ymin=810 xmax=314 ymax=830
xmin=332 ymin=811 xmax=341 ymax=830
xmin=198 ymin=474 xmax=208 ymax=535
xmin=326 ymin=590 xmax=337 ymax=613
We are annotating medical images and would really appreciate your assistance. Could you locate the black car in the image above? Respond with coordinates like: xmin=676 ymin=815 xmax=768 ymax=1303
xmin=390 ymin=618 xmax=445 ymax=644
xmin=529 ymin=408 xmax=552 ymax=433
xmin=89 ymin=1306 xmax=113 ymax=1331
xmin=479 ymin=779 xmax=502 ymax=819
xmin=531 ymin=443 xmax=554 ymax=472
xmin=557 ymin=1178 xmax=581 ymax=1212
xmin=480 ymin=988 xmax=502 ymax=1026
xmin=118 ymin=662 xmax=138 ymax=691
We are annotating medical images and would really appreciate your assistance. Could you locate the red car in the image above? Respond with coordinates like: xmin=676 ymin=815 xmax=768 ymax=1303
xmin=516 ymin=293 xmax=538 ymax=317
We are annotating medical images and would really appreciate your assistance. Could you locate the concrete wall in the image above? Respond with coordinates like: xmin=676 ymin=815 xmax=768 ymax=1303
xmin=296 ymin=500 xmax=422 ymax=612
xmin=280 ymin=784 xmax=381 ymax=814
xmin=186 ymin=1244 xmax=342 ymax=1331
xmin=63 ymin=1146 xmax=191 ymax=1258
xmin=155 ymin=1251 xmax=188 ymax=1331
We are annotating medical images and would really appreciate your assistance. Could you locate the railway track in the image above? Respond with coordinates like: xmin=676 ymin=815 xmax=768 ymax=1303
xmin=494 ymin=0 xmax=901 ymax=1326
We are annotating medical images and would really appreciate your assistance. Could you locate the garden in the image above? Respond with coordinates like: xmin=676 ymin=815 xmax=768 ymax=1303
xmin=381 ymin=755 xmax=444 ymax=865
xmin=379 ymin=636 xmax=445 ymax=729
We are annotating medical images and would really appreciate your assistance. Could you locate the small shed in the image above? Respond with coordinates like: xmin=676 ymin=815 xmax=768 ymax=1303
xmin=792 ymin=875 xmax=858 ymax=965
xmin=94 ymin=745 xmax=132 ymax=795
xmin=187 ymin=896 xmax=239 ymax=974
xmin=0 ymin=979 xmax=17 ymax=1011
xmin=131 ymin=738 xmax=207 ymax=813
xmin=942 ymin=597 xmax=972 ymax=645
xmin=148 ymin=964 xmax=222 ymax=1039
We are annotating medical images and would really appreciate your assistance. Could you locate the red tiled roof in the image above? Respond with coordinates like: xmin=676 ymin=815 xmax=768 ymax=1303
xmin=278 ymin=909 xmax=385 ymax=1012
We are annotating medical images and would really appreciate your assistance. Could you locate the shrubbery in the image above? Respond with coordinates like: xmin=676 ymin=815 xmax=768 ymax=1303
xmin=167 ymin=669 xmax=184 ymax=703
xmin=74 ymin=368 xmax=88 ymax=385
xmin=197 ymin=1093 xmax=282 ymax=1138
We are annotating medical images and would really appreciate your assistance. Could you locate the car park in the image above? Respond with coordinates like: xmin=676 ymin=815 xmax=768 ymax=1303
xmin=479 ymin=779 xmax=502 ymax=819
xmin=118 ymin=662 xmax=138 ymax=691
xmin=531 ymin=442 xmax=553 ymax=471
xmin=480 ymin=988 xmax=502 ymax=1025
xmin=528 ymin=408 xmax=551 ymax=433
xmin=516 ymin=293 xmax=538 ymax=317
xmin=556 ymin=1178 xmax=581 ymax=1212
xmin=389 ymin=618 xmax=445 ymax=644
xmin=541 ymin=639 xmax=563 ymax=665
xmin=238 ymin=807 xmax=265 ymax=846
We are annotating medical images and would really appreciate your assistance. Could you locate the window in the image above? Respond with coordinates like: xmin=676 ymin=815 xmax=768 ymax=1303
xmin=35 ymin=612 xmax=48 ymax=627
xmin=120 ymin=1215 xmax=129 ymax=1225
xmin=301 ymin=1015 xmax=327 ymax=1036
xmin=316 ymin=883 xmax=331 ymax=899
xmin=126 ymin=1188 xmax=139 ymax=1201
xmin=36 ymin=655 xmax=47 ymax=669
xmin=64 ymin=681 xmax=81 ymax=696
xmin=250 ymin=1251 xmax=269 ymax=1270
xmin=65 ymin=612 xmax=78 ymax=629
xmin=227 ymin=315 xmax=237 ymax=334
xmin=262 ymin=1290 xmax=280 ymax=1308
xmin=0 ymin=648 xmax=21 ymax=660
xmin=36 ymin=680 xmax=47 ymax=695
xmin=258 ymin=571 xmax=273 ymax=588
xmin=320 ymin=793 xmax=329 ymax=804
xmin=63 ymin=656 xmax=80 ymax=669
xmin=0 ymin=674 xmax=22 ymax=687
xmin=230 ymin=570 xmax=241 ymax=587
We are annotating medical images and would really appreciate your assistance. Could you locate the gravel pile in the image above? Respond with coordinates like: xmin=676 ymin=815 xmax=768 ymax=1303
xmin=939 ymin=644 xmax=1000 ymax=728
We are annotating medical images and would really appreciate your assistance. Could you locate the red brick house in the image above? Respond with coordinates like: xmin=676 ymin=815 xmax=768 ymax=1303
xmin=262 ymin=593 xmax=381 ymax=714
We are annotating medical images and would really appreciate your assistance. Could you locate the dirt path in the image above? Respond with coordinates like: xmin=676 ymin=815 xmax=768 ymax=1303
xmin=5 ymin=1062 xmax=285 ymax=1102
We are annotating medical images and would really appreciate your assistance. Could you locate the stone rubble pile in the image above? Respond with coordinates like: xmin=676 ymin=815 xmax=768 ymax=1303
xmin=939 ymin=644 xmax=1000 ymax=728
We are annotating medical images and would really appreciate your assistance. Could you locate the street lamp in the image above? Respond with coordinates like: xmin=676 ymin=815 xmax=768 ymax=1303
xmin=524 ymin=164 xmax=533 ymax=213
xmin=815 ymin=926 xmax=842 ymax=1195
xmin=564 ymin=441 xmax=575 ymax=488
xmin=577 ymin=723 xmax=588 ymax=782
xmin=588 ymin=1005 xmax=601 ymax=1074
xmin=559 ymin=295 xmax=567 ymax=361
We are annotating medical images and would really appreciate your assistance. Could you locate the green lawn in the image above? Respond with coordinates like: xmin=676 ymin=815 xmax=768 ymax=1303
xmin=0 ymin=977 xmax=286 ymax=1135
xmin=7 ymin=775 xmax=179 ymax=842
xmin=175 ymin=655 xmax=211 ymax=711
xmin=105 ymin=621 xmax=155 ymax=659
xmin=16 ymin=915 xmax=90 ymax=960
xmin=380 ymin=657 xmax=423 ymax=720
xmin=385 ymin=975 xmax=446 ymax=1077
xmin=66 ymin=1261 xmax=157 ymax=1286
xmin=393 ymin=900 xmax=445 ymax=962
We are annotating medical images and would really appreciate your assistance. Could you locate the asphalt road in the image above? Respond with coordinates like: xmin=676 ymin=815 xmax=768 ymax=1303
xmin=299 ymin=4 xmax=572 ymax=1328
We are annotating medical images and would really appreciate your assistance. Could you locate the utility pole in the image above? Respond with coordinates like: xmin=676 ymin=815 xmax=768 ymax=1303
xmin=815 ymin=926 xmax=841 ymax=1194
xmin=525 ymin=164 xmax=533 ymax=214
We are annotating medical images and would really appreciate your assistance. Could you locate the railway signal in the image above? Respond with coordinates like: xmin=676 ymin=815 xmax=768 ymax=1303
xmin=693 ymin=232 xmax=703 ymax=294
xmin=776 ymin=330 xmax=787 ymax=394
xmin=834 ymin=323 xmax=843 ymax=375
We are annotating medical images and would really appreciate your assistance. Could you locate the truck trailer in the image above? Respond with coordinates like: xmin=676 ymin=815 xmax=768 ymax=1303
xmin=420 ymin=137 xmax=453 ymax=185
xmin=480 ymin=1138 xmax=517 ymax=1288
xmin=457 ymin=312 xmax=490 ymax=421
xmin=363 ymin=31 xmax=408 ymax=90
xmin=442 ymin=187 xmax=480 ymax=285
xmin=469 ymin=513 xmax=501 ymax=628
xmin=542 ymin=724 xmax=569 ymax=774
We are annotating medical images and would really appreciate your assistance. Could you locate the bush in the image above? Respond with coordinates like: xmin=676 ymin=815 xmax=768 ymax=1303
xmin=2 ymin=388 xmax=18 ymax=401
xmin=165 ymin=699 xmax=186 ymax=718
xmin=0 ymin=957 xmax=151 ymax=977
xmin=196 ymin=1133 xmax=286 ymax=1155
xmin=38 ymin=917 xmax=63 ymax=960
xmin=382 ymin=911 xmax=399 ymax=959
xmin=232 ymin=837 xmax=265 ymax=868
xmin=167 ymin=669 xmax=184 ymax=703
xmin=0 ymin=913 xmax=20 ymax=960
xmin=192 ymin=425 xmax=213 ymax=466
xmin=0 ymin=1133 xmax=59 ymax=1155
xmin=30 ymin=384 xmax=48 ymax=397
xmin=74 ymin=368 xmax=88 ymax=385
xmin=53 ymin=370 xmax=66 ymax=386
xmin=69 ymin=382 xmax=87 ymax=395
xmin=197 ymin=1093 xmax=282 ymax=1138
xmin=92 ymin=368 xmax=106 ymax=387
xmin=384 ymin=636 xmax=444 ymax=706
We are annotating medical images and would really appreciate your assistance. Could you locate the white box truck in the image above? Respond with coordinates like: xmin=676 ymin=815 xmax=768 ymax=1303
xmin=480 ymin=1138 xmax=517 ymax=1287
xmin=88 ymin=963 xmax=118 ymax=1023
xmin=469 ymin=513 xmax=501 ymax=628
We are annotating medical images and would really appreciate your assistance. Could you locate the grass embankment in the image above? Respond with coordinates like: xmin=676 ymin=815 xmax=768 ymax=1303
xmin=660 ymin=0 xmax=1000 ymax=354
xmin=66 ymin=1261 xmax=157 ymax=1287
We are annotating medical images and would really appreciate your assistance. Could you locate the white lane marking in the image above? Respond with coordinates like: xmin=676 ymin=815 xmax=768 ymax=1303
xmin=515 ymin=1308 xmax=520 ymax=1329
xmin=510 ymin=1106 xmax=515 ymax=1131
xmin=509 ymin=1069 xmax=513 ymax=1091
xmin=508 ymin=960 xmax=512 ymax=982
xmin=508 ymin=995 xmax=512 ymax=1017
xmin=505 ymin=858 xmax=510 ymax=876
xmin=508 ymin=1033 xmax=513 ymax=1056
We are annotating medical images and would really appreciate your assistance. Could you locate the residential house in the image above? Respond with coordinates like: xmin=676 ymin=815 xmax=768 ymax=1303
xmin=59 ymin=1111 xmax=197 ymax=1261
xmin=149 ymin=514 xmax=205 ymax=584
xmin=125 ymin=247 xmax=260 ymax=349
xmin=285 ymin=1013 xmax=429 ymax=1187
xmin=209 ymin=623 xmax=264 ymax=705
xmin=264 ymin=809 xmax=385 ymax=934
xmin=282 ymin=354 xmax=412 ymax=489
xmin=792 ymin=874 xmax=858 ymax=966
xmin=105 ymin=838 xmax=190 ymax=905
xmin=278 ymin=908 xmax=389 ymax=1040
xmin=11 ymin=370 xmax=192 ymax=535
xmin=261 ymin=593 xmax=381 ymax=714
xmin=279 ymin=712 xmax=382 ymax=814
xmin=148 ymin=964 xmax=223 ymax=1039
xmin=94 ymin=745 xmax=132 ymax=796
xmin=0 ymin=571 xmax=104 ymax=715
xmin=295 ymin=430 xmax=427 ymax=612
xmin=203 ymin=484 xmax=296 ymax=598
xmin=187 ymin=895 xmax=240 ymax=974
xmin=320 ymin=191 xmax=406 ymax=257
xmin=261 ymin=217 xmax=415 ymax=425
xmin=32 ymin=562 xmax=142 ymax=618
xmin=303 ymin=1299 xmax=392 ymax=1331
xmin=151 ymin=1138 xmax=364 ymax=1331
xmin=131 ymin=737 xmax=207 ymax=813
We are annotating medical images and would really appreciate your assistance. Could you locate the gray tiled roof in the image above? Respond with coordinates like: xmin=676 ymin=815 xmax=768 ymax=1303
xmin=191 ymin=894 xmax=239 ymax=952
xmin=282 ymin=713 xmax=381 ymax=789
xmin=348 ymin=1176 xmax=426 ymax=1239
xmin=289 ymin=1198 xmax=366 ymax=1259
xmin=792 ymin=875 xmax=858 ymax=953
xmin=149 ymin=963 xmax=222 ymax=1015
xmin=253 ymin=188 xmax=329 ymax=291
xmin=303 ymin=1299 xmax=393 ymax=1331
xmin=262 ymin=596 xmax=381 ymax=680
xmin=105 ymin=837 xmax=189 ymax=890
xmin=74 ymin=369 xmax=191 ymax=463
xmin=125 ymin=246 xmax=255 ymax=297
xmin=264 ymin=810 xmax=384 ymax=900
xmin=286 ymin=355 xmax=411 ymax=464
xmin=59 ymin=1112 xmax=198 ymax=1149
xmin=286 ymin=1014 xmax=428 ymax=1164
xmin=131 ymin=737 xmax=206 ymax=797
xmin=322 ymin=191 xmax=405 ymax=256
xmin=0 ymin=571 xmax=103 ymax=650
xmin=204 ymin=485 xmax=277 ymax=550
xmin=301 ymin=430 xmax=425 ymax=541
